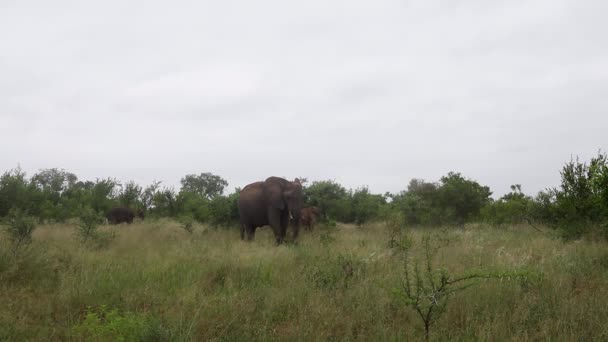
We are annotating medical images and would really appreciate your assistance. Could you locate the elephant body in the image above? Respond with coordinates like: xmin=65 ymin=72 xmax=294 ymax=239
xmin=106 ymin=206 xmax=143 ymax=224
xmin=238 ymin=177 xmax=303 ymax=244
xmin=300 ymin=206 xmax=320 ymax=231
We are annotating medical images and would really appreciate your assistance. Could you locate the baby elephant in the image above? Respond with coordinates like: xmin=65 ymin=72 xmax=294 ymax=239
xmin=299 ymin=206 xmax=321 ymax=231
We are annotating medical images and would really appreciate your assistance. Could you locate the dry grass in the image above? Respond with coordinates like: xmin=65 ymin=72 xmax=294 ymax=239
xmin=1 ymin=220 xmax=608 ymax=341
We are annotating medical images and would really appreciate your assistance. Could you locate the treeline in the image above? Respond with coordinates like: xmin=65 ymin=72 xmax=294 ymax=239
xmin=1 ymin=151 xmax=607 ymax=239
xmin=0 ymin=170 xmax=239 ymax=227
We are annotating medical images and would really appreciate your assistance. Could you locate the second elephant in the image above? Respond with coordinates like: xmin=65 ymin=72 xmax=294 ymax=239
xmin=106 ymin=206 xmax=144 ymax=224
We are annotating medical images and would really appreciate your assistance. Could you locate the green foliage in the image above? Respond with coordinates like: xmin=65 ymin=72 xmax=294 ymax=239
xmin=179 ymin=215 xmax=195 ymax=233
xmin=351 ymin=187 xmax=385 ymax=225
xmin=1 ymin=153 xmax=607 ymax=235
xmin=72 ymin=305 xmax=166 ymax=341
xmin=384 ymin=212 xmax=411 ymax=249
xmin=3 ymin=208 xmax=36 ymax=257
xmin=180 ymin=172 xmax=228 ymax=199
xmin=480 ymin=184 xmax=535 ymax=225
xmin=118 ymin=181 xmax=142 ymax=209
xmin=389 ymin=179 xmax=441 ymax=226
xmin=150 ymin=187 xmax=178 ymax=218
xmin=550 ymin=151 xmax=608 ymax=239
xmin=304 ymin=181 xmax=385 ymax=224
xmin=90 ymin=178 xmax=120 ymax=214
xmin=319 ymin=220 xmax=338 ymax=246
xmin=389 ymin=173 xmax=492 ymax=226
xmin=176 ymin=191 xmax=210 ymax=222
xmin=207 ymin=192 xmax=239 ymax=228
xmin=304 ymin=180 xmax=349 ymax=221
xmin=436 ymin=172 xmax=492 ymax=224
xmin=0 ymin=168 xmax=34 ymax=218
xmin=140 ymin=181 xmax=161 ymax=211
xmin=77 ymin=207 xmax=103 ymax=242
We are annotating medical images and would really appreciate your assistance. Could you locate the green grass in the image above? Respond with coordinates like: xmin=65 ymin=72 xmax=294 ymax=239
xmin=1 ymin=219 xmax=608 ymax=341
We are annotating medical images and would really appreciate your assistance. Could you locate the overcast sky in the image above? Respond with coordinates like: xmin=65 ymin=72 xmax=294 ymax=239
xmin=1 ymin=0 xmax=606 ymax=197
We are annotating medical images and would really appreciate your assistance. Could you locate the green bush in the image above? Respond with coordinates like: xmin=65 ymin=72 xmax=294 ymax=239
xmin=480 ymin=185 xmax=534 ymax=226
xmin=4 ymin=208 xmax=36 ymax=257
xmin=388 ymin=173 xmax=492 ymax=227
xmin=178 ymin=215 xmax=195 ymax=234
xmin=208 ymin=192 xmax=239 ymax=228
xmin=549 ymin=152 xmax=608 ymax=239
xmin=77 ymin=207 xmax=103 ymax=242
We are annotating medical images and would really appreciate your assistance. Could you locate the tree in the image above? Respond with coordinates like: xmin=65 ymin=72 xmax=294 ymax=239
xmin=351 ymin=187 xmax=386 ymax=225
xmin=141 ymin=181 xmax=162 ymax=211
xmin=31 ymin=168 xmax=77 ymax=194
xmin=151 ymin=188 xmax=178 ymax=217
xmin=180 ymin=173 xmax=228 ymax=199
xmin=0 ymin=167 xmax=32 ymax=217
xmin=437 ymin=172 xmax=492 ymax=225
xmin=480 ymin=184 xmax=534 ymax=226
xmin=90 ymin=178 xmax=119 ymax=214
xmin=118 ymin=181 xmax=142 ymax=209
xmin=550 ymin=151 xmax=608 ymax=238
xmin=304 ymin=180 xmax=349 ymax=221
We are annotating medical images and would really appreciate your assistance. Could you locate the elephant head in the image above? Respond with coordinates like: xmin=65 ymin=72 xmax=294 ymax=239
xmin=284 ymin=178 xmax=303 ymax=221
xmin=265 ymin=177 xmax=303 ymax=219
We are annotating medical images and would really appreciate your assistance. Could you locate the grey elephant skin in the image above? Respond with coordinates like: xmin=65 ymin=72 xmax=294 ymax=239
xmin=106 ymin=206 xmax=144 ymax=225
xmin=238 ymin=177 xmax=303 ymax=244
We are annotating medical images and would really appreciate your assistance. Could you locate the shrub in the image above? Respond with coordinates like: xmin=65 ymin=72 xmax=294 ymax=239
xmin=208 ymin=193 xmax=239 ymax=228
xmin=4 ymin=208 xmax=36 ymax=257
xmin=77 ymin=207 xmax=114 ymax=249
xmin=351 ymin=187 xmax=385 ymax=225
xmin=392 ymin=234 xmax=535 ymax=341
xmin=549 ymin=151 xmax=608 ymax=239
xmin=388 ymin=173 xmax=492 ymax=227
xmin=480 ymin=185 xmax=534 ymax=226
xmin=77 ymin=207 xmax=103 ymax=243
xmin=179 ymin=215 xmax=195 ymax=234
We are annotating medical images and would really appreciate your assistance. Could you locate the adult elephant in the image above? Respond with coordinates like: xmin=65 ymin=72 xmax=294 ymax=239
xmin=300 ymin=206 xmax=320 ymax=231
xmin=106 ymin=206 xmax=143 ymax=224
xmin=238 ymin=177 xmax=303 ymax=244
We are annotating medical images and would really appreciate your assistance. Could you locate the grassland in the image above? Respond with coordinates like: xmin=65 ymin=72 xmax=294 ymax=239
xmin=2 ymin=220 xmax=608 ymax=341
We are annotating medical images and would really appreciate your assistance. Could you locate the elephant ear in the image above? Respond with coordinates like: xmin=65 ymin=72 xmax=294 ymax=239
xmin=264 ymin=182 xmax=285 ymax=210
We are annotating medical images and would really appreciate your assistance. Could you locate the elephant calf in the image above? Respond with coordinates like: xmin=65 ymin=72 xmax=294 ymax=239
xmin=300 ymin=206 xmax=320 ymax=231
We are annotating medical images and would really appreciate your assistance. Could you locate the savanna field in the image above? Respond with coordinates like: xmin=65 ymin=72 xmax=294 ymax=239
xmin=2 ymin=220 xmax=608 ymax=341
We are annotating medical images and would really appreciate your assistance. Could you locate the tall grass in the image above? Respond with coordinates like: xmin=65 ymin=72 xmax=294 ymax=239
xmin=1 ymin=220 xmax=607 ymax=340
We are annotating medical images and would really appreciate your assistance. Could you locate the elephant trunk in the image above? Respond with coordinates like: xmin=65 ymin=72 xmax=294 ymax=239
xmin=291 ymin=210 xmax=301 ymax=240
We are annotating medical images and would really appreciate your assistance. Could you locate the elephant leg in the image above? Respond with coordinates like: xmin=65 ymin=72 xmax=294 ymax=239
xmin=268 ymin=209 xmax=283 ymax=244
xmin=280 ymin=211 xmax=290 ymax=241
xmin=240 ymin=224 xmax=246 ymax=240
xmin=246 ymin=226 xmax=256 ymax=241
